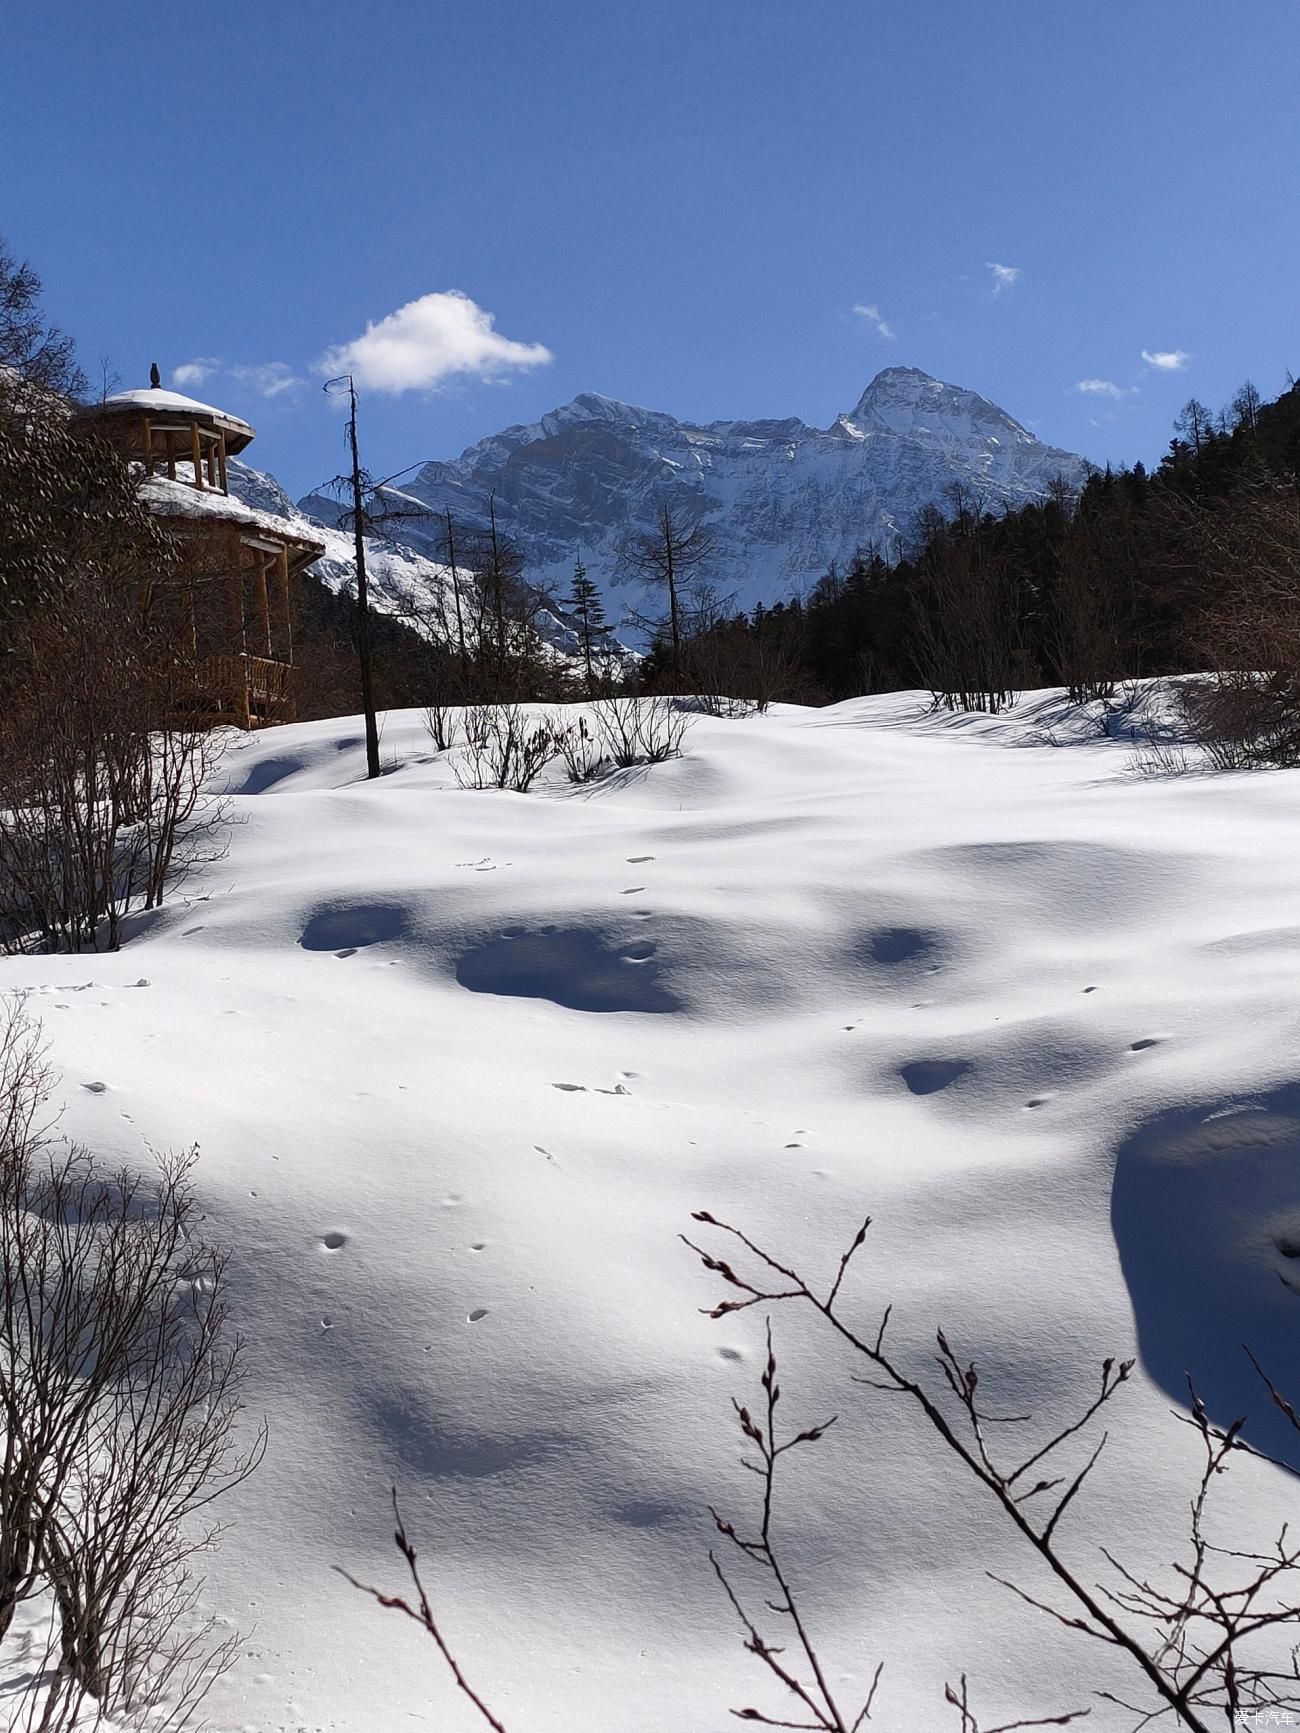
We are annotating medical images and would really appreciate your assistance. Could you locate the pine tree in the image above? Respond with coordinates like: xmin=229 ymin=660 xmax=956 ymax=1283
xmin=566 ymin=558 xmax=611 ymax=696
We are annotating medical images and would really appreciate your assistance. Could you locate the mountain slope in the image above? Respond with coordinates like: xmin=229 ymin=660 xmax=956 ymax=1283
xmin=332 ymin=367 xmax=1087 ymax=618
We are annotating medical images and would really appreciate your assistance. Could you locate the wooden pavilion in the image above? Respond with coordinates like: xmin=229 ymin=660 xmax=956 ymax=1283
xmin=71 ymin=382 xmax=325 ymax=727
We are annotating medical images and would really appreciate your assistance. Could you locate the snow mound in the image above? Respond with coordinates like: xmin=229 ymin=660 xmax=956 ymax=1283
xmin=5 ymin=687 xmax=1300 ymax=1731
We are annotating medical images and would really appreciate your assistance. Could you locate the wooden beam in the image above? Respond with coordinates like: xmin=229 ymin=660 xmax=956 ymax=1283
xmin=142 ymin=417 xmax=154 ymax=473
xmin=217 ymin=434 xmax=228 ymax=495
xmin=190 ymin=420 xmax=205 ymax=490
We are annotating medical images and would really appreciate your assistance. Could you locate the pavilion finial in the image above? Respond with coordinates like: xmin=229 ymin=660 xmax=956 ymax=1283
xmin=149 ymin=361 xmax=161 ymax=390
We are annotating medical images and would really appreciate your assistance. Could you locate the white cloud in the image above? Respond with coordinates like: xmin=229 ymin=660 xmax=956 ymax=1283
xmin=1076 ymin=378 xmax=1126 ymax=400
xmin=1141 ymin=348 xmax=1191 ymax=371
xmin=232 ymin=362 xmax=302 ymax=399
xmin=172 ymin=357 xmax=221 ymax=389
xmin=320 ymin=291 xmax=553 ymax=394
xmin=852 ymin=303 xmax=896 ymax=340
xmin=986 ymin=262 xmax=1021 ymax=296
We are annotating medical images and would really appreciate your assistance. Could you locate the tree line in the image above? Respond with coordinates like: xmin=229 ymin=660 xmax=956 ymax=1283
xmin=670 ymin=373 xmax=1300 ymax=754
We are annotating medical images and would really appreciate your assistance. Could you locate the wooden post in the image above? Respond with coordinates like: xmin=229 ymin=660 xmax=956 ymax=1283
xmin=190 ymin=420 xmax=205 ymax=490
xmin=217 ymin=434 xmax=228 ymax=495
xmin=276 ymin=546 xmax=292 ymax=662
xmin=165 ymin=429 xmax=176 ymax=481
xmin=142 ymin=418 xmax=154 ymax=474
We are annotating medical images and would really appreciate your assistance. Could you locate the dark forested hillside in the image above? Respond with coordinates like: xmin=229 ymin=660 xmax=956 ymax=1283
xmin=670 ymin=377 xmax=1300 ymax=713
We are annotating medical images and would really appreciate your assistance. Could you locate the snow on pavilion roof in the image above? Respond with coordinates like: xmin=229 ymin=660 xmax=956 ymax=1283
xmin=77 ymin=388 xmax=257 ymax=451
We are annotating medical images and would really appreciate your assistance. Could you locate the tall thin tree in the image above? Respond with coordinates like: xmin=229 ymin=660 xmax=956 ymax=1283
xmin=324 ymin=374 xmax=381 ymax=779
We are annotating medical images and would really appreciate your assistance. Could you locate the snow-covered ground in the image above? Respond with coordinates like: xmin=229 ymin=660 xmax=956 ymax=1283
xmin=6 ymin=690 xmax=1300 ymax=1731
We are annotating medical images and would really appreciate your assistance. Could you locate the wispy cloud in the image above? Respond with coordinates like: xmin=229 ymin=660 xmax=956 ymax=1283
xmin=231 ymin=362 xmax=302 ymax=399
xmin=171 ymin=357 xmax=303 ymax=399
xmin=1075 ymin=378 xmax=1127 ymax=400
xmin=985 ymin=262 xmax=1021 ymax=297
xmin=172 ymin=358 xmax=221 ymax=390
xmin=320 ymin=291 xmax=553 ymax=394
xmin=1141 ymin=348 xmax=1191 ymax=371
xmin=852 ymin=302 xmax=896 ymax=340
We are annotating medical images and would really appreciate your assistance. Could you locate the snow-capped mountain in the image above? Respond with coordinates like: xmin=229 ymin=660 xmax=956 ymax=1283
xmin=299 ymin=367 xmax=1086 ymax=619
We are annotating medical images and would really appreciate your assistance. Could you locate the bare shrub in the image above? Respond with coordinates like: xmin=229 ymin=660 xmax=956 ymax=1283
xmin=453 ymin=705 xmax=557 ymax=792
xmin=679 ymin=614 xmax=812 ymax=714
xmin=423 ymin=699 xmax=459 ymax=754
xmin=1171 ymin=483 xmax=1300 ymax=768
xmin=0 ymin=555 xmax=227 ymax=955
xmin=590 ymin=696 xmax=689 ymax=767
xmin=553 ymin=715 xmax=609 ymax=784
xmin=0 ymin=1004 xmax=262 ymax=1729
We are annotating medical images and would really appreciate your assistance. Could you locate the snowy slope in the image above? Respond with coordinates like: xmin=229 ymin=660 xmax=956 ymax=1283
xmin=4 ymin=694 xmax=1300 ymax=1730
xmin=333 ymin=368 xmax=1089 ymax=618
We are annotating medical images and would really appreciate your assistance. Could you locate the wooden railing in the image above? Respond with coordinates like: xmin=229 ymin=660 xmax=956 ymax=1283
xmin=196 ymin=653 xmax=294 ymax=728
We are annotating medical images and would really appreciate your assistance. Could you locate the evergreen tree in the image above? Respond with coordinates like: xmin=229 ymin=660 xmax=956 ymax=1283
xmin=565 ymin=558 xmax=611 ymax=696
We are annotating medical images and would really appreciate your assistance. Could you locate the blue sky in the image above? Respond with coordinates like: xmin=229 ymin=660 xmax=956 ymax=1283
xmin=4 ymin=2 xmax=1297 ymax=498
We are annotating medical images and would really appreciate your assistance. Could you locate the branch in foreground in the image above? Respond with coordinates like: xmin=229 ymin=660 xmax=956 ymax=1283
xmin=335 ymin=1488 xmax=508 ymax=1732
xmin=685 ymin=1208 xmax=1300 ymax=1731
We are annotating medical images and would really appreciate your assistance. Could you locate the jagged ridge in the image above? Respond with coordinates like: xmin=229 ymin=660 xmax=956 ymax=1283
xmin=296 ymin=367 xmax=1085 ymax=620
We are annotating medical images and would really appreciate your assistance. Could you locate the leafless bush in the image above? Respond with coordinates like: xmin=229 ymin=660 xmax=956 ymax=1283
xmin=679 ymin=615 xmax=813 ymax=714
xmin=1127 ymin=737 xmax=1200 ymax=779
xmin=452 ymin=705 xmax=557 ymax=792
xmin=553 ymin=715 xmax=609 ymax=784
xmin=1164 ymin=483 xmax=1300 ymax=768
xmin=0 ymin=1004 xmax=262 ymax=1730
xmin=0 ymin=565 xmax=228 ymax=953
xmin=423 ymin=700 xmax=459 ymax=754
xmin=590 ymin=696 xmax=689 ymax=767
xmin=679 ymin=689 xmax=756 ymax=720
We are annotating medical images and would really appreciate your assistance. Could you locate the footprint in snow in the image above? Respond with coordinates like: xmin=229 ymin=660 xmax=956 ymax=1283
xmin=467 ymin=1308 xmax=489 ymax=1323
xmin=552 ymin=1082 xmax=587 ymax=1093
xmin=627 ymin=856 xmax=655 ymax=863
xmin=82 ymin=1081 xmax=108 ymax=1094
xmin=320 ymin=1231 xmax=348 ymax=1252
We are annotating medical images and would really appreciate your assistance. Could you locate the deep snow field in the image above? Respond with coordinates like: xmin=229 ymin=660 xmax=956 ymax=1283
xmin=7 ymin=690 xmax=1300 ymax=1731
